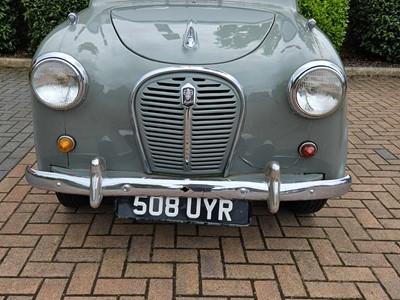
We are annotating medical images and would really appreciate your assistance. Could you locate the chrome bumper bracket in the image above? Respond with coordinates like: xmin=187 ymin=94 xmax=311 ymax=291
xmin=90 ymin=157 xmax=105 ymax=208
xmin=266 ymin=161 xmax=281 ymax=214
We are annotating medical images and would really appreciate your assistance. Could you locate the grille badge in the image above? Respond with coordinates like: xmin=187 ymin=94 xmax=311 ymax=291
xmin=181 ymin=83 xmax=196 ymax=107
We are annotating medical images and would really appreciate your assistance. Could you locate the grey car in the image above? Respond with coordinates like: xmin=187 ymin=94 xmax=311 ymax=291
xmin=26 ymin=0 xmax=351 ymax=226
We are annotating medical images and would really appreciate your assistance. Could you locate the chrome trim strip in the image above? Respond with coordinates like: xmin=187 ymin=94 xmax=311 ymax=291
xmin=30 ymin=52 xmax=89 ymax=110
xmin=130 ymin=66 xmax=246 ymax=176
xmin=26 ymin=161 xmax=351 ymax=214
xmin=288 ymin=60 xmax=347 ymax=119
xmin=184 ymin=107 xmax=192 ymax=165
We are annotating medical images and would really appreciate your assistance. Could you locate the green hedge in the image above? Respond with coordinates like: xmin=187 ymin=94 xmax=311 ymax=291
xmin=298 ymin=0 xmax=350 ymax=50
xmin=349 ymin=0 xmax=400 ymax=63
xmin=0 ymin=0 xmax=21 ymax=53
xmin=21 ymin=0 xmax=89 ymax=52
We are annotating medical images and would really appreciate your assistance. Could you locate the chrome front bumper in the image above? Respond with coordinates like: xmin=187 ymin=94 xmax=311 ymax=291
xmin=25 ymin=157 xmax=351 ymax=214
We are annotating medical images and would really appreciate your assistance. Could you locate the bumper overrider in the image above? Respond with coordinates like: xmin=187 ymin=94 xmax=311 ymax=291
xmin=25 ymin=157 xmax=351 ymax=214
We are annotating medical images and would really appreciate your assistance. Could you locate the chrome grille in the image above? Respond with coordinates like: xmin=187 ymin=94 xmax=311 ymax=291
xmin=133 ymin=69 xmax=243 ymax=175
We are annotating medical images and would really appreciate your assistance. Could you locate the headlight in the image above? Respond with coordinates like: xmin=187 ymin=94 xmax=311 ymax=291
xmin=30 ymin=53 xmax=88 ymax=110
xmin=288 ymin=61 xmax=346 ymax=118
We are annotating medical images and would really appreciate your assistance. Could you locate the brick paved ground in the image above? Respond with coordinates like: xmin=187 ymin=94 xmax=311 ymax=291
xmin=0 ymin=68 xmax=33 ymax=181
xmin=0 ymin=73 xmax=399 ymax=299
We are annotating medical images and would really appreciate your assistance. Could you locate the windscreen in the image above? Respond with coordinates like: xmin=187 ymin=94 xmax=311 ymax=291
xmin=90 ymin=0 xmax=298 ymax=11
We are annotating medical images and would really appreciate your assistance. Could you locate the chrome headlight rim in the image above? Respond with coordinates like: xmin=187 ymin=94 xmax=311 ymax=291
xmin=30 ymin=52 xmax=88 ymax=110
xmin=288 ymin=61 xmax=347 ymax=119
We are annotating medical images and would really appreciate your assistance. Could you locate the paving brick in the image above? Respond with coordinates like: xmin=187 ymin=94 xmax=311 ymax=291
xmin=0 ymin=213 xmax=31 ymax=234
xmin=5 ymin=185 xmax=31 ymax=202
xmin=67 ymin=263 xmax=99 ymax=295
xmin=226 ymin=264 xmax=274 ymax=279
xmin=374 ymin=267 xmax=400 ymax=299
xmin=266 ymin=238 xmax=310 ymax=250
xmin=240 ymin=226 xmax=265 ymax=249
xmin=153 ymin=249 xmax=198 ymax=263
xmin=340 ymin=253 xmax=390 ymax=267
xmin=148 ymin=279 xmax=173 ymax=300
xmin=89 ymin=214 xmax=114 ymax=235
xmin=176 ymin=264 xmax=199 ymax=295
xmin=254 ymin=281 xmax=282 ymax=300
xmin=128 ymin=236 xmax=152 ymax=262
xmin=84 ymin=236 xmax=129 ymax=248
xmin=110 ymin=223 xmax=153 ymax=235
xmin=355 ymin=241 xmax=400 ymax=253
xmin=0 ymin=178 xmax=19 ymax=193
xmin=60 ymin=224 xmax=90 ymax=248
xmin=386 ymin=254 xmax=400 ymax=274
xmin=200 ymin=250 xmax=224 ymax=278
xmin=375 ymin=191 xmax=400 ymax=209
xmin=21 ymin=262 xmax=74 ymax=278
xmin=198 ymin=226 xmax=239 ymax=237
xmin=357 ymin=282 xmax=390 ymax=300
xmin=177 ymin=236 xmax=219 ymax=249
xmin=352 ymin=208 xmax=383 ymax=228
xmin=154 ymin=224 xmax=175 ymax=248
xmin=0 ymin=248 xmax=32 ymax=276
xmin=0 ymin=202 xmax=18 ymax=222
xmin=52 ymin=213 xmax=94 ymax=224
xmin=363 ymin=201 xmax=393 ymax=218
xmin=36 ymin=279 xmax=68 ymax=300
xmin=283 ymin=227 xmax=326 ymax=238
xmin=202 ymin=280 xmax=253 ymax=297
xmin=338 ymin=217 xmax=371 ymax=240
xmin=0 ymin=278 xmax=42 ymax=295
xmin=275 ymin=265 xmax=307 ymax=297
xmin=22 ymin=224 xmax=67 ymax=235
xmin=258 ymin=216 xmax=282 ymax=237
xmin=125 ymin=263 xmax=173 ymax=278
xmin=329 ymin=199 xmax=365 ymax=208
xmin=298 ymin=217 xmax=341 ymax=228
xmin=0 ymin=235 xmax=39 ymax=247
xmin=310 ymin=239 xmax=342 ymax=266
xmin=325 ymin=228 xmax=357 ymax=252
xmin=221 ymin=238 xmax=246 ymax=263
xmin=177 ymin=223 xmax=197 ymax=236
xmin=379 ymin=218 xmax=400 ymax=229
xmin=368 ymin=229 xmax=400 ymax=241
xmin=55 ymin=249 xmax=103 ymax=263
xmin=316 ymin=207 xmax=355 ymax=218
xmin=246 ymin=250 xmax=293 ymax=264
xmin=294 ymin=251 xmax=325 ymax=280
xmin=306 ymin=282 xmax=361 ymax=299
xmin=94 ymin=279 xmax=146 ymax=295
xmin=99 ymin=249 xmax=127 ymax=278
xmin=30 ymin=203 xmax=58 ymax=223
xmin=324 ymin=266 xmax=376 ymax=282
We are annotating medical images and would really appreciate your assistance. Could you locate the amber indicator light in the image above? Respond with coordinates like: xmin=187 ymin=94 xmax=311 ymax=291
xmin=57 ymin=135 xmax=76 ymax=153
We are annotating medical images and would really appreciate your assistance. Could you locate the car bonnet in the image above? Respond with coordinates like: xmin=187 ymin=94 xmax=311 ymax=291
xmin=110 ymin=4 xmax=275 ymax=64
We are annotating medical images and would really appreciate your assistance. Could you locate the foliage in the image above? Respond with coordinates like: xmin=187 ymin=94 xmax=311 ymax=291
xmin=349 ymin=0 xmax=400 ymax=63
xmin=298 ymin=0 xmax=350 ymax=50
xmin=21 ymin=0 xmax=89 ymax=53
xmin=0 ymin=0 xmax=21 ymax=53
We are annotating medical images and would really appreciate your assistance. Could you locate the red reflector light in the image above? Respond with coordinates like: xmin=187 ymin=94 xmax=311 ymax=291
xmin=299 ymin=142 xmax=318 ymax=158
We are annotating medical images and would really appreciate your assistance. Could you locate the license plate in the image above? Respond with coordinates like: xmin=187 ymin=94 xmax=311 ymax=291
xmin=116 ymin=196 xmax=251 ymax=226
